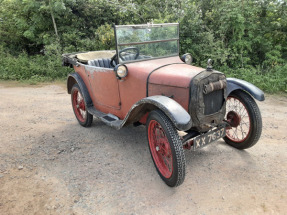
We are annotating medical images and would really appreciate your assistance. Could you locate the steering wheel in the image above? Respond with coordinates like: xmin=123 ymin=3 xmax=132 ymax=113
xmin=110 ymin=47 xmax=140 ymax=67
xmin=110 ymin=53 xmax=118 ymax=67
xmin=119 ymin=47 xmax=139 ymax=61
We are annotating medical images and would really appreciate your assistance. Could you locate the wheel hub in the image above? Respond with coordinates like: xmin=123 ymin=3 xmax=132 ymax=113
xmin=227 ymin=111 xmax=241 ymax=127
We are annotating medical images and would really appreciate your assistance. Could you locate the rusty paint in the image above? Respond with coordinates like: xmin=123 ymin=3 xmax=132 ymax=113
xmin=148 ymin=84 xmax=189 ymax=110
xmin=118 ymin=56 xmax=186 ymax=118
xmin=85 ymin=65 xmax=113 ymax=74
xmin=148 ymin=64 xmax=205 ymax=88
xmin=71 ymin=56 xmax=205 ymax=121
xmin=84 ymin=65 xmax=121 ymax=110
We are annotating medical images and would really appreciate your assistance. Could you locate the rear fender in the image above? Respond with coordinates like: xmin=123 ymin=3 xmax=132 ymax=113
xmin=67 ymin=73 xmax=93 ymax=107
xmin=227 ymin=78 xmax=265 ymax=101
xmin=124 ymin=96 xmax=192 ymax=131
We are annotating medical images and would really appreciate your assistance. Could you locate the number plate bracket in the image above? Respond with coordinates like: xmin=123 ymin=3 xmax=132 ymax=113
xmin=192 ymin=126 xmax=226 ymax=151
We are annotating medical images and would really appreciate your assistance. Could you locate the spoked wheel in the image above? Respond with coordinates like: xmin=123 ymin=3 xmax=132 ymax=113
xmin=146 ymin=110 xmax=185 ymax=187
xmin=71 ymin=84 xmax=93 ymax=127
xmin=223 ymin=90 xmax=262 ymax=149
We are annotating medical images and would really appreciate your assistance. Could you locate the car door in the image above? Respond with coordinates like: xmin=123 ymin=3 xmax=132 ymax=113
xmin=85 ymin=65 xmax=121 ymax=109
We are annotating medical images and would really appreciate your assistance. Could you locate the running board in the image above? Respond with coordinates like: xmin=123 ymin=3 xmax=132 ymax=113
xmin=87 ymin=107 xmax=123 ymax=129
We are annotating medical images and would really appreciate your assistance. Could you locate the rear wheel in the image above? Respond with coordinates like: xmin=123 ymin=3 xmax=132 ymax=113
xmin=146 ymin=110 xmax=186 ymax=187
xmin=223 ymin=90 xmax=262 ymax=149
xmin=71 ymin=84 xmax=93 ymax=127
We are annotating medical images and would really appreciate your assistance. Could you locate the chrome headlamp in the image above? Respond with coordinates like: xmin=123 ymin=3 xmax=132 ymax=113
xmin=115 ymin=65 xmax=128 ymax=79
xmin=181 ymin=53 xmax=193 ymax=65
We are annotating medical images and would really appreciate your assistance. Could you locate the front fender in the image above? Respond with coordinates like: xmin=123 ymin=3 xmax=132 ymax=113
xmin=124 ymin=96 xmax=192 ymax=131
xmin=67 ymin=73 xmax=93 ymax=107
xmin=227 ymin=78 xmax=265 ymax=101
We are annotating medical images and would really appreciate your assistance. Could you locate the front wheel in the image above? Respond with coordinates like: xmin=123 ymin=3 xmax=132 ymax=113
xmin=71 ymin=84 xmax=93 ymax=127
xmin=223 ymin=90 xmax=262 ymax=149
xmin=146 ymin=110 xmax=186 ymax=187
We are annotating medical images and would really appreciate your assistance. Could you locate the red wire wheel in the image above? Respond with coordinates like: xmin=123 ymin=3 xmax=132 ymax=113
xmin=148 ymin=120 xmax=173 ymax=178
xmin=146 ymin=110 xmax=185 ymax=187
xmin=71 ymin=84 xmax=93 ymax=127
xmin=223 ymin=90 xmax=262 ymax=149
xmin=225 ymin=98 xmax=251 ymax=143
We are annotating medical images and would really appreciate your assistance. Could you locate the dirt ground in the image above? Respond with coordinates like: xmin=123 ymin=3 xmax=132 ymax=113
xmin=0 ymin=83 xmax=286 ymax=215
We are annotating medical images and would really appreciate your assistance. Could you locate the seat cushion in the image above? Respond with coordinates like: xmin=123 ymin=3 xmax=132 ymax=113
xmin=121 ymin=54 xmax=152 ymax=61
xmin=88 ymin=58 xmax=113 ymax=68
xmin=122 ymin=54 xmax=136 ymax=61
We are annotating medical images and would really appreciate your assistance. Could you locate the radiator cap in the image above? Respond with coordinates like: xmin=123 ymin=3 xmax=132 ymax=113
xmin=207 ymin=59 xmax=213 ymax=71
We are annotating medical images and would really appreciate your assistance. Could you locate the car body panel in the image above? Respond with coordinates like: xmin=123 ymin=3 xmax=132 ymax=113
xmin=148 ymin=84 xmax=190 ymax=110
xmin=148 ymin=63 xmax=205 ymax=88
xmin=69 ymin=56 xmax=202 ymax=121
xmin=117 ymin=56 xmax=191 ymax=119
xmin=147 ymin=63 xmax=206 ymax=110
xmin=85 ymin=65 xmax=121 ymax=109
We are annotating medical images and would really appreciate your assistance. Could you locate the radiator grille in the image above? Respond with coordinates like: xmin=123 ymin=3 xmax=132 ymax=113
xmin=203 ymin=89 xmax=224 ymax=115
xmin=189 ymin=70 xmax=227 ymax=132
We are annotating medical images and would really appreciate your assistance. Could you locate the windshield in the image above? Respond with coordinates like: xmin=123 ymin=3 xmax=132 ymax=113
xmin=114 ymin=23 xmax=179 ymax=63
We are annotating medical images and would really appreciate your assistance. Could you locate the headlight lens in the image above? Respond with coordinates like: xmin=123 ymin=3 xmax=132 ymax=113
xmin=185 ymin=54 xmax=192 ymax=64
xmin=117 ymin=65 xmax=128 ymax=78
xmin=181 ymin=53 xmax=193 ymax=65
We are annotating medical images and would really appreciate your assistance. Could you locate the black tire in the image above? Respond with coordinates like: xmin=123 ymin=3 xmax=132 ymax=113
xmin=223 ymin=90 xmax=262 ymax=149
xmin=146 ymin=110 xmax=186 ymax=187
xmin=71 ymin=84 xmax=93 ymax=127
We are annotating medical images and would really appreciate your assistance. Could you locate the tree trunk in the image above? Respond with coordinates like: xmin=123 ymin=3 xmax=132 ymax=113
xmin=49 ymin=0 xmax=59 ymax=40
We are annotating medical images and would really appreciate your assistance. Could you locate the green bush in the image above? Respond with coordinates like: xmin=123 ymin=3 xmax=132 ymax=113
xmin=0 ymin=43 xmax=71 ymax=81
xmin=0 ymin=0 xmax=286 ymax=93
xmin=223 ymin=64 xmax=287 ymax=93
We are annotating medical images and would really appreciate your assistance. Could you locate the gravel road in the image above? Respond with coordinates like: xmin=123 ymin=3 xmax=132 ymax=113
xmin=0 ymin=84 xmax=286 ymax=215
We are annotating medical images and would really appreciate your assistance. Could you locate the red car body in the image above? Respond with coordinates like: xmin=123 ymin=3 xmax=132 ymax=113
xmin=69 ymin=56 xmax=204 ymax=121
xmin=63 ymin=23 xmax=264 ymax=187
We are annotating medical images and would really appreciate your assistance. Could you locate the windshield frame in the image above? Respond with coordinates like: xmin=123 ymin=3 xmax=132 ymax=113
xmin=113 ymin=23 xmax=179 ymax=64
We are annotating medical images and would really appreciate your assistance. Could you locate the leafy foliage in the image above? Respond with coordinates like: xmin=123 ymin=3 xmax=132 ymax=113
xmin=0 ymin=0 xmax=286 ymax=92
xmin=179 ymin=0 xmax=287 ymax=92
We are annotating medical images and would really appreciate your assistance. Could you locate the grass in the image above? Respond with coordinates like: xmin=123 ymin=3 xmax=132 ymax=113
xmin=0 ymin=79 xmax=66 ymax=88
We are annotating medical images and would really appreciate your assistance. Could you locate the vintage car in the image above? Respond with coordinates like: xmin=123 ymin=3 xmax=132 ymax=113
xmin=62 ymin=23 xmax=264 ymax=187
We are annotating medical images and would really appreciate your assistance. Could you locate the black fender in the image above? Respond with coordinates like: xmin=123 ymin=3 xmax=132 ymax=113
xmin=227 ymin=78 xmax=265 ymax=101
xmin=67 ymin=73 xmax=93 ymax=107
xmin=123 ymin=95 xmax=192 ymax=131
